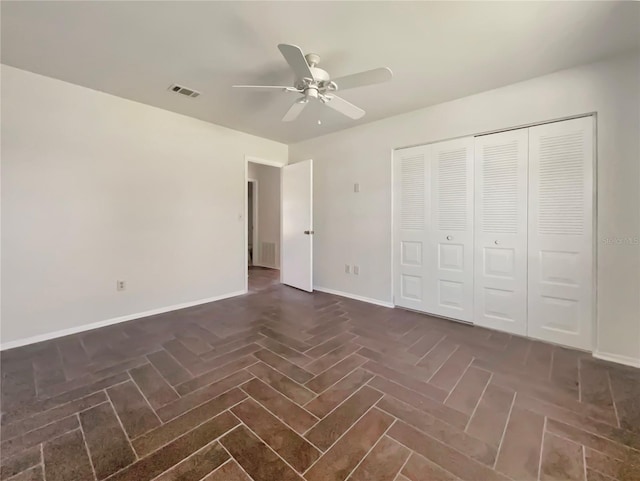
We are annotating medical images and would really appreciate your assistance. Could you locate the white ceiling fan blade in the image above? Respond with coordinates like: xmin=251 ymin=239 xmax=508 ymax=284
xmin=278 ymin=44 xmax=314 ymax=81
xmin=282 ymin=100 xmax=308 ymax=122
xmin=232 ymin=85 xmax=300 ymax=92
xmin=332 ymin=67 xmax=393 ymax=91
xmin=325 ymin=95 xmax=365 ymax=120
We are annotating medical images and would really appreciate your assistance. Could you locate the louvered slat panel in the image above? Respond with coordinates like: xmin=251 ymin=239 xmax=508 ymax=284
xmin=437 ymin=148 xmax=467 ymax=231
xmin=482 ymin=141 xmax=519 ymax=234
xmin=537 ymin=131 xmax=584 ymax=235
xmin=400 ymin=155 xmax=425 ymax=230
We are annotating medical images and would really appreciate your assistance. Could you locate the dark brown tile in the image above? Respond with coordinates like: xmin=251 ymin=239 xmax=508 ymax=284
xmin=609 ymin=368 xmax=640 ymax=434
xmin=5 ymin=466 xmax=43 ymax=481
xmin=1 ymin=415 xmax=78 ymax=459
xmin=220 ymin=425 xmax=303 ymax=481
xmin=42 ymin=429 xmax=94 ymax=481
xmin=377 ymin=395 xmax=496 ymax=465
xmin=401 ymin=453 xmax=459 ymax=481
xmin=550 ymin=347 xmax=580 ymax=396
xmin=429 ymin=349 xmax=474 ymax=392
xmin=257 ymin=337 xmax=312 ymax=366
xmin=306 ymin=386 xmax=383 ymax=451
xmin=253 ymin=348 xmax=314 ymax=383
xmin=108 ymin=411 xmax=238 ymax=481
xmin=305 ymin=408 xmax=394 ymax=481
xmin=175 ymin=356 xmax=256 ymax=395
xmin=525 ymin=341 xmax=553 ymax=378
xmin=406 ymin=330 xmax=446 ymax=357
xmin=466 ymin=382 xmax=515 ymax=448
xmin=202 ymin=461 xmax=251 ymax=481
xmin=232 ymin=398 xmax=320 ymax=472
xmin=156 ymin=370 xmax=253 ymax=422
xmin=1 ymin=391 xmax=106 ymax=441
xmin=348 ymin=435 xmax=410 ymax=481
xmin=388 ymin=421 xmax=511 ymax=481
xmin=147 ymin=350 xmax=191 ymax=386
xmin=79 ymin=402 xmax=136 ymax=479
xmin=445 ymin=366 xmax=491 ymax=415
xmin=248 ymin=362 xmax=315 ymax=404
xmin=363 ymin=360 xmax=448 ymax=403
xmin=133 ymin=388 xmax=245 ymax=456
xmin=193 ymin=343 xmax=262 ymax=375
xmin=540 ymin=432 xmax=585 ymax=481
xmin=0 ymin=445 xmax=40 ymax=480
xmin=305 ymin=354 xmax=367 ymax=394
xmin=304 ymin=342 xmax=361 ymax=375
xmin=305 ymin=369 xmax=373 ymax=418
xmin=580 ymin=359 xmax=616 ymax=418
xmin=305 ymin=332 xmax=356 ymax=358
xmin=416 ymin=338 xmax=458 ymax=376
xmin=153 ymin=441 xmax=229 ymax=481
xmin=369 ymin=376 xmax=468 ymax=429
xmin=240 ymin=378 xmax=318 ymax=435
xmin=107 ymin=380 xmax=160 ymax=439
xmin=259 ymin=327 xmax=310 ymax=353
xmin=128 ymin=363 xmax=179 ymax=410
xmin=494 ymin=405 xmax=545 ymax=481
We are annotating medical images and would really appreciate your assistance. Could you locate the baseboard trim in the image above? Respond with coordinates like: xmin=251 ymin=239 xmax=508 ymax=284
xmin=593 ymin=350 xmax=640 ymax=368
xmin=313 ymin=286 xmax=394 ymax=308
xmin=0 ymin=290 xmax=247 ymax=351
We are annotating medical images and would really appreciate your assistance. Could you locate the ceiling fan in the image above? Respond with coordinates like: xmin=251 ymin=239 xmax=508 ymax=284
xmin=233 ymin=44 xmax=393 ymax=122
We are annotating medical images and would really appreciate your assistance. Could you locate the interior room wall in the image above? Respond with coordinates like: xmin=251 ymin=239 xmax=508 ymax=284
xmin=289 ymin=52 xmax=640 ymax=366
xmin=1 ymin=65 xmax=288 ymax=348
xmin=247 ymin=162 xmax=281 ymax=269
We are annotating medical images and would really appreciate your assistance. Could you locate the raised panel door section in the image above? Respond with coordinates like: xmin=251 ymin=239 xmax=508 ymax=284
xmin=473 ymin=129 xmax=528 ymax=335
xmin=429 ymin=137 xmax=474 ymax=322
xmin=393 ymin=145 xmax=430 ymax=312
xmin=528 ymin=116 xmax=593 ymax=350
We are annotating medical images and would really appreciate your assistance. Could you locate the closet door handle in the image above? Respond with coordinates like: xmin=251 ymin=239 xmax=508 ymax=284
xmin=494 ymin=240 xmax=500 ymax=245
xmin=446 ymin=235 xmax=453 ymax=241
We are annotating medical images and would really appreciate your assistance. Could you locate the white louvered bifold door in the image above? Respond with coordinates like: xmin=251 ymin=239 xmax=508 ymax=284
xmin=428 ymin=137 xmax=475 ymax=322
xmin=474 ymin=129 xmax=528 ymax=335
xmin=393 ymin=145 xmax=430 ymax=312
xmin=527 ymin=117 xmax=594 ymax=350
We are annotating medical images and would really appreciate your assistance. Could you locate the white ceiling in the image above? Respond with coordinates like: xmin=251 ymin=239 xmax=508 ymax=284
xmin=2 ymin=1 xmax=639 ymax=144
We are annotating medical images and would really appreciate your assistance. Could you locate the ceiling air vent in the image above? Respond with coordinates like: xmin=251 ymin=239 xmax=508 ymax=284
xmin=168 ymin=84 xmax=201 ymax=98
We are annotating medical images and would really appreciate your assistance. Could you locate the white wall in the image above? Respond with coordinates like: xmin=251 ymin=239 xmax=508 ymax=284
xmin=289 ymin=53 xmax=640 ymax=365
xmin=1 ymin=65 xmax=287 ymax=347
xmin=247 ymin=162 xmax=281 ymax=269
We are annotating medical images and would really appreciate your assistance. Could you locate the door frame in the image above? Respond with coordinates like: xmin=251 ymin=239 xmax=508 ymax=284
xmin=390 ymin=112 xmax=597 ymax=352
xmin=247 ymin=178 xmax=258 ymax=267
xmin=245 ymin=156 xmax=283 ymax=293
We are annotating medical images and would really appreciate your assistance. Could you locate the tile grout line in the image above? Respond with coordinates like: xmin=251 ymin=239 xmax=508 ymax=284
xmin=40 ymin=442 xmax=46 ymax=481
xmin=302 ymin=403 xmax=380 ymax=476
xmin=304 ymin=358 xmax=368 ymax=403
xmin=493 ymin=391 xmax=517 ymax=470
xmin=77 ymin=413 xmax=99 ymax=481
xmin=387 ymin=434 xmax=464 ymax=481
xmin=606 ymin=371 xmax=621 ymax=429
xmin=393 ymin=446 xmax=412 ymax=481
xmin=229 ymin=414 xmax=306 ymax=477
xmin=537 ymin=417 xmax=547 ymax=481
xmin=125 ymin=371 xmax=162 ymax=425
xmin=413 ymin=334 xmax=447 ymax=367
xmin=252 ymin=347 xmax=315 ymax=384
xmin=174 ymin=357 xmax=259 ymax=395
xmin=577 ymin=358 xmax=583 ymax=403
xmin=464 ymin=372 xmax=493 ymax=432
xmin=342 ymin=419 xmax=397 ymax=481
xmin=443 ymin=356 xmax=475 ymax=404
xmin=132 ymin=396 xmax=249 ymax=459
xmin=582 ymin=445 xmax=587 ymax=481
xmin=104 ymin=389 xmax=139 ymax=460
xmin=427 ymin=345 xmax=460 ymax=383
xmin=301 ymin=383 xmax=378 ymax=437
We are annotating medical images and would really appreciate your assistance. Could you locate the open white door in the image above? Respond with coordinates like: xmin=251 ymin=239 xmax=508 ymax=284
xmin=282 ymin=159 xmax=313 ymax=292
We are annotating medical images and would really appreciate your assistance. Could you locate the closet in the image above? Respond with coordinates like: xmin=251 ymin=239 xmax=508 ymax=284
xmin=393 ymin=116 xmax=594 ymax=350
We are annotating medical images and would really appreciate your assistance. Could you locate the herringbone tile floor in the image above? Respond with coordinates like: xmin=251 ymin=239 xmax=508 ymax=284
xmin=1 ymin=269 xmax=639 ymax=481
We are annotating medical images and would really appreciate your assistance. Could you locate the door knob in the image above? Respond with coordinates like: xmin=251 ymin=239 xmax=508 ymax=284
xmin=304 ymin=230 xmax=314 ymax=235
xmin=494 ymin=240 xmax=499 ymax=245
xmin=446 ymin=235 xmax=453 ymax=241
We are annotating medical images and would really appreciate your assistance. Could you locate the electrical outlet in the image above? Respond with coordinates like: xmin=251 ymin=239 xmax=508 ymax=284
xmin=345 ymin=264 xmax=350 ymax=274
xmin=117 ymin=280 xmax=126 ymax=291
xmin=353 ymin=265 xmax=360 ymax=275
